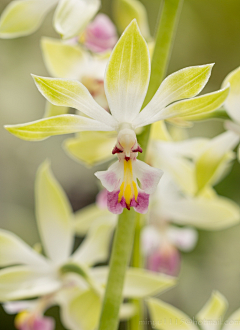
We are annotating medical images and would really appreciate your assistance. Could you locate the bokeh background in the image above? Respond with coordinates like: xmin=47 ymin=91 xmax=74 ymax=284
xmin=0 ymin=0 xmax=240 ymax=328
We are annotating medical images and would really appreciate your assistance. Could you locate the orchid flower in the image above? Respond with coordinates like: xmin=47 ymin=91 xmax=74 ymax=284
xmin=147 ymin=291 xmax=240 ymax=330
xmin=5 ymin=21 xmax=230 ymax=214
xmin=221 ymin=67 xmax=240 ymax=160
xmin=0 ymin=160 xmax=176 ymax=330
xmin=0 ymin=0 xmax=100 ymax=39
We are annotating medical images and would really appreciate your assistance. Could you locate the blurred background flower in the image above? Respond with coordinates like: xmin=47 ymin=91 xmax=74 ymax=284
xmin=1 ymin=0 xmax=240 ymax=329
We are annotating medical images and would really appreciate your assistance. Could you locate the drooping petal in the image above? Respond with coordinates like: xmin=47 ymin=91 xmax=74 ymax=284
xmin=104 ymin=19 xmax=150 ymax=123
xmin=113 ymin=0 xmax=151 ymax=40
xmin=44 ymin=102 xmax=69 ymax=118
xmin=63 ymin=132 xmax=115 ymax=167
xmin=59 ymin=288 xmax=101 ymax=330
xmin=41 ymin=37 xmax=87 ymax=79
xmin=84 ymin=14 xmax=118 ymax=53
xmin=133 ymin=159 xmax=163 ymax=194
xmin=167 ymin=226 xmax=198 ymax=252
xmin=222 ymin=308 xmax=240 ymax=330
xmin=135 ymin=86 xmax=230 ymax=127
xmin=91 ymin=267 xmax=176 ymax=299
xmin=135 ymin=64 xmax=214 ymax=127
xmin=162 ymin=194 xmax=240 ymax=231
xmin=71 ymin=219 xmax=115 ymax=266
xmin=195 ymin=131 xmax=239 ymax=191
xmin=95 ymin=161 xmax=123 ymax=192
xmin=53 ymin=0 xmax=100 ymax=39
xmin=5 ymin=114 xmax=113 ymax=141
xmin=107 ymin=190 xmax=125 ymax=214
xmin=196 ymin=291 xmax=228 ymax=330
xmin=0 ymin=229 xmax=49 ymax=268
xmin=0 ymin=266 xmax=61 ymax=301
xmin=131 ymin=191 xmax=149 ymax=214
xmin=35 ymin=161 xmax=73 ymax=264
xmin=0 ymin=0 xmax=57 ymax=38
xmin=32 ymin=75 xmax=116 ymax=127
xmin=222 ymin=66 xmax=240 ymax=124
xmin=147 ymin=298 xmax=199 ymax=330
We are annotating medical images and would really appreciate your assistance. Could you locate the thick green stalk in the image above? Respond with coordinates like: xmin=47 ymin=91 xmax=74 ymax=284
xmin=97 ymin=209 xmax=136 ymax=330
xmin=98 ymin=2 xmax=183 ymax=330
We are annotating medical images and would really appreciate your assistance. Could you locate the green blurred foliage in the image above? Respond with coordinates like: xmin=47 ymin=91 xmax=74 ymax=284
xmin=0 ymin=0 xmax=240 ymax=329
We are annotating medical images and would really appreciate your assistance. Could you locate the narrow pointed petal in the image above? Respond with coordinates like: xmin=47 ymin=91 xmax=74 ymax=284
xmin=44 ymin=101 xmax=69 ymax=118
xmin=71 ymin=220 xmax=115 ymax=266
xmin=135 ymin=64 xmax=214 ymax=127
xmin=113 ymin=0 xmax=151 ymax=40
xmin=222 ymin=66 xmax=240 ymax=124
xmin=104 ymin=19 xmax=150 ymax=123
xmin=41 ymin=37 xmax=87 ymax=79
xmin=133 ymin=159 xmax=163 ymax=194
xmin=0 ymin=266 xmax=61 ymax=301
xmin=5 ymin=114 xmax=113 ymax=141
xmin=147 ymin=298 xmax=199 ymax=330
xmin=222 ymin=308 xmax=240 ymax=330
xmin=91 ymin=267 xmax=176 ymax=299
xmin=195 ymin=131 xmax=239 ymax=191
xmin=36 ymin=161 xmax=73 ymax=263
xmin=32 ymin=75 xmax=116 ymax=127
xmin=163 ymin=194 xmax=240 ymax=230
xmin=0 ymin=0 xmax=57 ymax=38
xmin=54 ymin=0 xmax=100 ymax=39
xmin=63 ymin=132 xmax=115 ymax=167
xmin=73 ymin=203 xmax=115 ymax=236
xmin=0 ymin=229 xmax=49 ymax=268
xmin=59 ymin=288 xmax=101 ymax=330
xmin=95 ymin=161 xmax=123 ymax=192
xmin=135 ymin=86 xmax=230 ymax=127
xmin=196 ymin=291 xmax=228 ymax=330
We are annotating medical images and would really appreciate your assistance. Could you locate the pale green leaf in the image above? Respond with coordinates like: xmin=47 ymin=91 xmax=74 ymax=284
xmin=105 ymin=19 xmax=150 ymax=123
xmin=147 ymin=298 xmax=199 ymax=330
xmin=5 ymin=114 xmax=113 ymax=141
xmin=0 ymin=0 xmax=57 ymax=38
xmin=35 ymin=160 xmax=73 ymax=263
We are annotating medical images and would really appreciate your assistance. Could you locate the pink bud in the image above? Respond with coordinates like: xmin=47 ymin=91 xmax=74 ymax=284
xmin=147 ymin=244 xmax=181 ymax=276
xmin=84 ymin=14 xmax=118 ymax=53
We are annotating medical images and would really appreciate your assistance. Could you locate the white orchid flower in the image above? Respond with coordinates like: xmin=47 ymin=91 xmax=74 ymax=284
xmin=147 ymin=291 xmax=240 ymax=330
xmin=5 ymin=20 xmax=229 ymax=214
xmin=221 ymin=67 xmax=240 ymax=160
xmin=0 ymin=0 xmax=100 ymax=39
xmin=0 ymin=160 xmax=176 ymax=330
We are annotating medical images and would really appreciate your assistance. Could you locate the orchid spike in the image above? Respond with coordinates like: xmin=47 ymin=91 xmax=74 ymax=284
xmin=5 ymin=20 xmax=230 ymax=213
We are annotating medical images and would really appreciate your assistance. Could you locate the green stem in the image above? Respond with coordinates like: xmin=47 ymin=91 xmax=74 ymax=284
xmin=97 ymin=209 xmax=136 ymax=330
xmin=98 ymin=2 xmax=183 ymax=330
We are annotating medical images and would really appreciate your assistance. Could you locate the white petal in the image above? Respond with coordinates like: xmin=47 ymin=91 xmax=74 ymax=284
xmin=133 ymin=160 xmax=163 ymax=194
xmin=71 ymin=219 xmax=115 ymax=266
xmin=147 ymin=298 xmax=199 ymax=330
xmin=35 ymin=161 xmax=73 ymax=263
xmin=0 ymin=266 xmax=61 ymax=301
xmin=167 ymin=226 xmax=198 ymax=252
xmin=119 ymin=303 xmax=137 ymax=320
xmin=225 ymin=120 xmax=240 ymax=136
xmin=54 ymin=0 xmax=100 ymax=39
xmin=223 ymin=308 xmax=240 ymax=330
xmin=135 ymin=64 xmax=214 ymax=127
xmin=0 ymin=229 xmax=49 ymax=268
xmin=104 ymin=20 xmax=150 ymax=123
xmin=0 ymin=0 xmax=57 ymax=38
xmin=196 ymin=291 xmax=228 ymax=330
xmin=95 ymin=161 xmax=123 ymax=192
xmin=3 ymin=300 xmax=37 ymax=314
xmin=141 ymin=226 xmax=161 ymax=256
xmin=222 ymin=66 xmax=240 ymax=123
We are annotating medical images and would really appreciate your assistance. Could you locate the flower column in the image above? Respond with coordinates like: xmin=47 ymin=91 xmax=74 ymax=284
xmin=97 ymin=1 xmax=184 ymax=330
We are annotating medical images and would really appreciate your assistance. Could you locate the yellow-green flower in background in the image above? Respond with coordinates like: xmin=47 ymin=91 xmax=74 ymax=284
xmin=0 ymin=0 xmax=100 ymax=39
xmin=5 ymin=20 xmax=229 ymax=214
xmin=147 ymin=291 xmax=240 ymax=330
